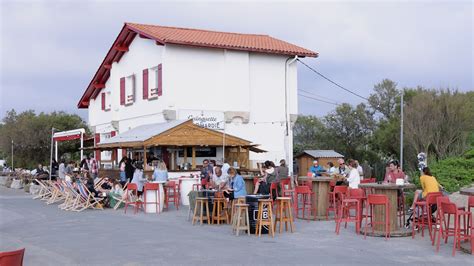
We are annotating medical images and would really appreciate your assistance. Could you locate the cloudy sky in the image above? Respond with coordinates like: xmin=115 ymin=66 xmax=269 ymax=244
xmin=0 ymin=0 xmax=472 ymax=121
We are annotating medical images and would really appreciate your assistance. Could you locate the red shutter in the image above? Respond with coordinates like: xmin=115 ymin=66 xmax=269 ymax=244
xmin=120 ymin=77 xmax=125 ymax=105
xmin=143 ymin=69 xmax=149 ymax=99
xmin=157 ymin=64 xmax=163 ymax=96
xmin=101 ymin=92 xmax=106 ymax=110
xmin=94 ymin=133 xmax=101 ymax=161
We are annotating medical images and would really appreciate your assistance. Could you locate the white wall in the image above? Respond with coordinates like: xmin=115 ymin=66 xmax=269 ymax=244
xmin=87 ymin=37 xmax=299 ymax=172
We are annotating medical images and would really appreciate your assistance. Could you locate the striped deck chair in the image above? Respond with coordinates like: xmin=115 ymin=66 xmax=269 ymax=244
xmin=94 ymin=177 xmax=106 ymax=190
xmin=111 ymin=181 xmax=129 ymax=210
xmin=73 ymin=184 xmax=104 ymax=212
xmin=47 ymin=182 xmax=66 ymax=205
xmin=33 ymin=179 xmax=53 ymax=200
xmin=59 ymin=181 xmax=78 ymax=210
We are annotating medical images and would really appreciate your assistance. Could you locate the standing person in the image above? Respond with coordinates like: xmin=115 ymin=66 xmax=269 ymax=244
xmin=200 ymin=159 xmax=213 ymax=186
xmin=118 ymin=156 xmax=128 ymax=186
xmin=51 ymin=159 xmax=59 ymax=178
xmin=89 ymin=154 xmax=99 ymax=179
xmin=125 ymin=158 xmax=134 ymax=183
xmin=153 ymin=161 xmax=169 ymax=182
xmin=80 ymin=156 xmax=89 ymax=172
xmin=346 ymin=159 xmax=361 ymax=189
xmin=221 ymin=160 xmax=231 ymax=180
xmin=253 ymin=161 xmax=277 ymax=197
xmin=384 ymin=160 xmax=405 ymax=183
xmin=58 ymin=159 xmax=66 ymax=180
xmin=277 ymin=159 xmax=289 ymax=181
xmin=131 ymin=164 xmax=147 ymax=196
xmin=66 ymin=161 xmax=74 ymax=176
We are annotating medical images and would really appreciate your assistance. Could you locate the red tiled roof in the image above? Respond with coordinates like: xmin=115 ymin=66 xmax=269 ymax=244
xmin=78 ymin=23 xmax=318 ymax=108
xmin=126 ymin=23 xmax=318 ymax=57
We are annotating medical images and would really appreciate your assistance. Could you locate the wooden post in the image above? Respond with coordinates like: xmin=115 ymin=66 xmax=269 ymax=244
xmin=184 ymin=146 xmax=188 ymax=164
xmin=192 ymin=146 xmax=196 ymax=169
xmin=143 ymin=146 xmax=147 ymax=169
xmin=237 ymin=146 xmax=241 ymax=167
xmin=171 ymin=150 xmax=175 ymax=170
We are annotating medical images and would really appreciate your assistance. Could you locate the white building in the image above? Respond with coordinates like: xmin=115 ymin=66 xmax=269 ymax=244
xmin=78 ymin=23 xmax=317 ymax=173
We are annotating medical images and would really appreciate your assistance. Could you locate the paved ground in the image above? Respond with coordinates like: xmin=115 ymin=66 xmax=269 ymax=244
xmin=0 ymin=186 xmax=472 ymax=265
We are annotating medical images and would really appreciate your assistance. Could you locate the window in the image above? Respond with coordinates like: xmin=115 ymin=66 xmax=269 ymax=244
xmin=101 ymin=92 xmax=111 ymax=111
xmin=149 ymin=66 xmax=159 ymax=99
xmin=178 ymin=147 xmax=216 ymax=157
xmin=125 ymin=74 xmax=135 ymax=105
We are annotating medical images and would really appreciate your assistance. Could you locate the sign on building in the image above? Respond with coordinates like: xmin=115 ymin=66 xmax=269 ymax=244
xmin=178 ymin=110 xmax=225 ymax=130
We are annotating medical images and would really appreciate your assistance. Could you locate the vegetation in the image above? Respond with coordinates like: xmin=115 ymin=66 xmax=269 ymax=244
xmin=0 ymin=110 xmax=89 ymax=169
xmin=294 ymin=79 xmax=474 ymax=188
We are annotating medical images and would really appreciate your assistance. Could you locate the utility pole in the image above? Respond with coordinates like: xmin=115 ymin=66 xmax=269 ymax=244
xmin=400 ymin=90 xmax=404 ymax=170
xmin=49 ymin=128 xmax=55 ymax=180
xmin=11 ymin=139 xmax=13 ymax=171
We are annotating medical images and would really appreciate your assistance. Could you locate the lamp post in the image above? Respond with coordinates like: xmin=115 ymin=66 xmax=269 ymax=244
xmin=11 ymin=139 xmax=13 ymax=171
xmin=400 ymin=90 xmax=404 ymax=170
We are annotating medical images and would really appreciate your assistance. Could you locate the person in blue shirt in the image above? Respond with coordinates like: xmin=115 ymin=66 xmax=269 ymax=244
xmin=309 ymin=160 xmax=323 ymax=176
xmin=223 ymin=167 xmax=247 ymax=200
xmin=153 ymin=161 xmax=169 ymax=182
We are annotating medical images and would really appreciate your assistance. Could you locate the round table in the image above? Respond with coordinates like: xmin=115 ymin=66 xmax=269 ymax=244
xmin=460 ymin=188 xmax=474 ymax=196
xmin=298 ymin=176 xmax=334 ymax=220
xmin=144 ymin=181 xmax=165 ymax=213
xmin=358 ymin=182 xmax=416 ymax=237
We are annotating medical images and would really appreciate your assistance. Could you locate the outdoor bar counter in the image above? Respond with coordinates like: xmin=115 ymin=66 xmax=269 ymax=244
xmin=358 ymin=182 xmax=416 ymax=237
xmin=298 ymin=176 xmax=334 ymax=220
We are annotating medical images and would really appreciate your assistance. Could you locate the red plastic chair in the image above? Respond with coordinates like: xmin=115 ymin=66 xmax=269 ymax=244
xmin=432 ymin=196 xmax=451 ymax=246
xmin=280 ymin=178 xmax=296 ymax=214
xmin=336 ymin=188 xmax=366 ymax=235
xmin=295 ymin=185 xmax=316 ymax=220
xmin=0 ymin=248 xmax=25 ymax=266
xmin=436 ymin=201 xmax=472 ymax=256
xmin=327 ymin=186 xmax=348 ymax=221
xmin=143 ymin=183 xmax=160 ymax=214
xmin=364 ymin=194 xmax=391 ymax=240
xmin=270 ymin=182 xmax=279 ymax=199
xmin=124 ymin=183 xmax=143 ymax=214
xmin=164 ymin=181 xmax=179 ymax=210
xmin=423 ymin=192 xmax=443 ymax=241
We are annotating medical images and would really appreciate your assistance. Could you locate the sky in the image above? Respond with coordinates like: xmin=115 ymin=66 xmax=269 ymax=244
xmin=0 ymin=0 xmax=472 ymax=122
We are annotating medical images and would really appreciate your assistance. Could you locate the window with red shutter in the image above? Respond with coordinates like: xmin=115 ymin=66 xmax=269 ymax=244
xmin=143 ymin=69 xmax=148 ymax=100
xmin=158 ymin=63 xmax=163 ymax=96
xmin=120 ymin=77 xmax=125 ymax=105
xmin=101 ymin=92 xmax=106 ymax=110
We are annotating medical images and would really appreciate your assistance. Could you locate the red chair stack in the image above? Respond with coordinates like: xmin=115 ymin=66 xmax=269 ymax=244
xmin=295 ymin=185 xmax=316 ymax=220
xmin=364 ymin=194 xmax=391 ymax=240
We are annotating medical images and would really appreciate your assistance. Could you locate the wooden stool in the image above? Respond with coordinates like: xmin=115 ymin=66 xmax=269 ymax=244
xmin=275 ymin=197 xmax=295 ymax=233
xmin=231 ymin=197 xmax=246 ymax=229
xmin=212 ymin=197 xmax=229 ymax=224
xmin=234 ymin=204 xmax=250 ymax=236
xmin=256 ymin=199 xmax=275 ymax=237
xmin=192 ymin=197 xmax=210 ymax=225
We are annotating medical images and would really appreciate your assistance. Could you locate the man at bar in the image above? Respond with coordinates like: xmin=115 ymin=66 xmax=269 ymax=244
xmin=309 ymin=160 xmax=323 ymax=176
xmin=211 ymin=166 xmax=228 ymax=191
xmin=200 ymin=159 xmax=213 ymax=188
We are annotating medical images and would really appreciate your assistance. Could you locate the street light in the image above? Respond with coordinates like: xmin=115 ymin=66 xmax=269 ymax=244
xmin=11 ymin=139 xmax=13 ymax=171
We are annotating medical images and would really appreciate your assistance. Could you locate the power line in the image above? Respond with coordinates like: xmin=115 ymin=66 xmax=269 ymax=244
xmin=298 ymin=93 xmax=339 ymax=106
xmin=297 ymin=59 xmax=369 ymax=101
xmin=298 ymin=88 xmax=341 ymax=104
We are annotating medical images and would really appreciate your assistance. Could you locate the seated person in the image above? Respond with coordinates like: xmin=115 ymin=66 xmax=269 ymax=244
xmin=131 ymin=164 xmax=147 ymax=196
xmin=85 ymin=174 xmax=101 ymax=198
xmin=253 ymin=161 xmax=277 ymax=195
xmin=99 ymin=178 xmax=113 ymax=193
xmin=223 ymin=167 xmax=247 ymax=200
xmin=309 ymin=160 xmax=323 ymax=176
xmin=108 ymin=180 xmax=124 ymax=208
xmin=211 ymin=166 xmax=228 ymax=191
xmin=326 ymin=162 xmax=336 ymax=174
xmin=408 ymin=167 xmax=440 ymax=214
xmin=153 ymin=161 xmax=169 ymax=182
xmin=384 ymin=160 xmax=405 ymax=183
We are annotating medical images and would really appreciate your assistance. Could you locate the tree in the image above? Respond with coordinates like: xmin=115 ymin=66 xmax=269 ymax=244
xmin=293 ymin=115 xmax=327 ymax=154
xmin=0 ymin=109 xmax=89 ymax=169
xmin=368 ymin=79 xmax=400 ymax=120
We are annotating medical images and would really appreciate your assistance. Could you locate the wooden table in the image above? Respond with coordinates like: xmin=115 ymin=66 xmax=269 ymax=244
xmin=459 ymin=187 xmax=473 ymax=254
xmin=358 ymin=183 xmax=416 ymax=237
xmin=460 ymin=188 xmax=474 ymax=196
xmin=298 ymin=176 xmax=334 ymax=220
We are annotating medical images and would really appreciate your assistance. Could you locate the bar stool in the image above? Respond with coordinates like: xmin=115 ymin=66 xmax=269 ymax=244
xmin=295 ymin=185 xmax=316 ymax=220
xmin=412 ymin=200 xmax=429 ymax=238
xmin=364 ymin=194 xmax=391 ymax=240
xmin=280 ymin=178 xmax=296 ymax=213
xmin=192 ymin=197 xmax=210 ymax=225
xmin=231 ymin=197 xmax=246 ymax=229
xmin=164 ymin=181 xmax=179 ymax=210
xmin=327 ymin=186 xmax=347 ymax=221
xmin=336 ymin=188 xmax=365 ymax=235
xmin=233 ymin=203 xmax=250 ymax=236
xmin=212 ymin=197 xmax=229 ymax=225
xmin=437 ymin=201 xmax=472 ymax=256
xmin=256 ymin=199 xmax=275 ymax=237
xmin=143 ymin=183 xmax=160 ymax=214
xmin=192 ymin=183 xmax=202 ymax=191
xmin=274 ymin=197 xmax=295 ymax=233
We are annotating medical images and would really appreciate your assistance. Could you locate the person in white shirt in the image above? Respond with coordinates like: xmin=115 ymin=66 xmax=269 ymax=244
xmin=326 ymin=162 xmax=337 ymax=174
xmin=221 ymin=161 xmax=231 ymax=180
xmin=58 ymin=159 xmax=66 ymax=180
xmin=346 ymin=159 xmax=361 ymax=189
xmin=355 ymin=160 xmax=364 ymax=180
xmin=131 ymin=164 xmax=147 ymax=196
xmin=212 ymin=166 xmax=228 ymax=190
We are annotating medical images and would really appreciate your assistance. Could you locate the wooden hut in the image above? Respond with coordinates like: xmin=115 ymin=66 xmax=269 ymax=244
xmin=295 ymin=150 xmax=344 ymax=176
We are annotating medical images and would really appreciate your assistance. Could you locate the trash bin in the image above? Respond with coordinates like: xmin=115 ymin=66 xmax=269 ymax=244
xmin=246 ymin=194 xmax=270 ymax=234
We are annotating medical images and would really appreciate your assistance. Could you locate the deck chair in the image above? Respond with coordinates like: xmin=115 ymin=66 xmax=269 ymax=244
xmin=72 ymin=184 xmax=104 ymax=212
xmin=47 ymin=182 xmax=66 ymax=205
xmin=33 ymin=179 xmax=53 ymax=200
xmin=94 ymin=177 xmax=106 ymax=190
xmin=59 ymin=181 xmax=79 ymax=210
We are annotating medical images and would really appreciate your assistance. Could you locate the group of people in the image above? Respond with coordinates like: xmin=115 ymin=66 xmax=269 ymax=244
xmin=199 ymin=159 xmax=247 ymax=200
xmin=308 ymin=158 xmax=365 ymax=189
